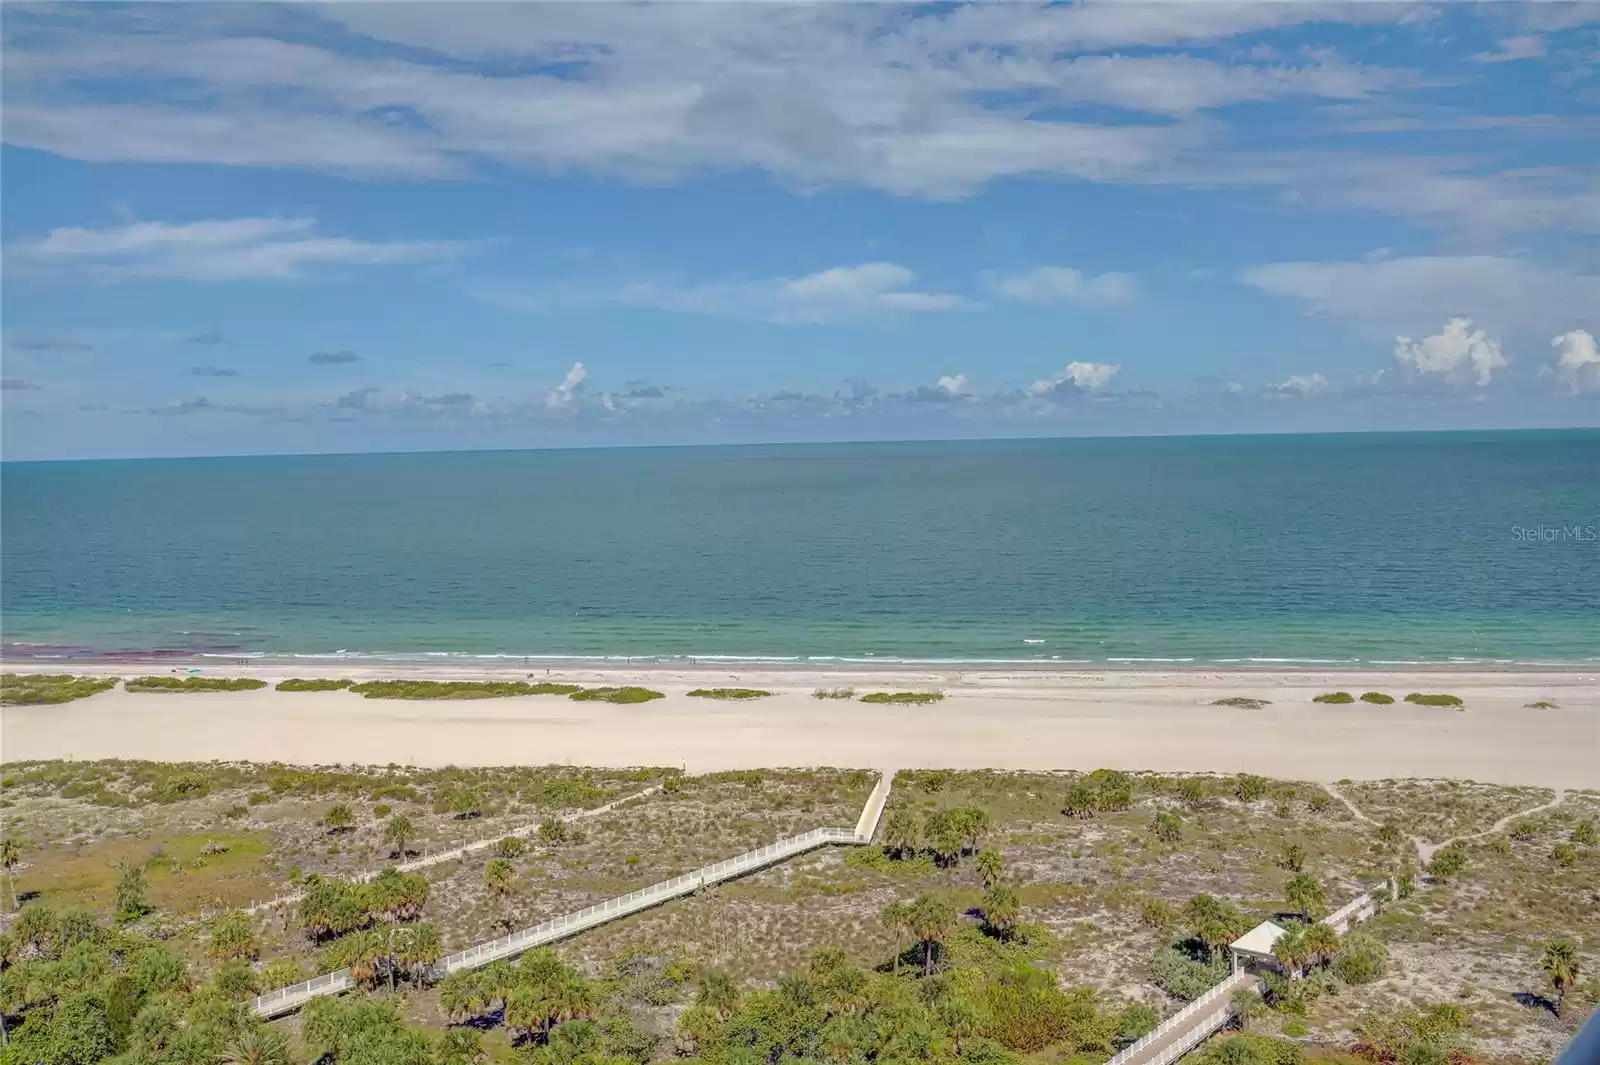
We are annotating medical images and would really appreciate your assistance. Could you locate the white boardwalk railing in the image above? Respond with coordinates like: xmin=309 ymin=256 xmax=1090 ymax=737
xmin=252 ymin=771 xmax=895 ymax=1018
xmin=1104 ymin=971 xmax=1256 ymax=1065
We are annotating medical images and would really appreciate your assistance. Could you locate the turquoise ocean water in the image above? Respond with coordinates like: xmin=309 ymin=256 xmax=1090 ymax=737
xmin=3 ymin=432 xmax=1597 ymax=667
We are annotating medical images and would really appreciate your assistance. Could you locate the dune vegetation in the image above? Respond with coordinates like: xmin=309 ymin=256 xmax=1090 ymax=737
xmin=686 ymin=688 xmax=773 ymax=700
xmin=812 ymin=687 xmax=857 ymax=699
xmin=1313 ymin=691 xmax=1354 ymax=704
xmin=125 ymin=675 xmax=269 ymax=693
xmin=1360 ymin=692 xmax=1395 ymax=705
xmin=860 ymin=691 xmax=945 ymax=704
xmin=347 ymin=679 xmax=583 ymax=699
xmin=1210 ymin=697 xmax=1270 ymax=709
xmin=1405 ymin=693 xmax=1465 ymax=708
xmin=275 ymin=678 xmax=355 ymax=692
xmin=0 ymin=673 xmax=119 ymax=705
xmin=569 ymin=686 xmax=665 ymax=704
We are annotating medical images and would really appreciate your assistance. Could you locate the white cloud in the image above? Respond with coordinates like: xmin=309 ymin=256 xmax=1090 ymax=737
xmin=1239 ymin=256 xmax=1600 ymax=341
xmin=986 ymin=266 xmax=1138 ymax=308
xmin=1392 ymin=318 xmax=1507 ymax=387
xmin=1264 ymin=371 xmax=1331 ymax=397
xmin=1543 ymin=329 xmax=1600 ymax=394
xmin=13 ymin=217 xmax=466 ymax=281
xmin=936 ymin=374 xmax=971 ymax=397
xmin=1471 ymin=35 xmax=1546 ymax=63
xmin=481 ymin=262 xmax=968 ymax=324
xmin=1028 ymin=361 xmax=1121 ymax=398
xmin=545 ymin=362 xmax=587 ymax=411
xmin=0 ymin=3 xmax=1484 ymax=220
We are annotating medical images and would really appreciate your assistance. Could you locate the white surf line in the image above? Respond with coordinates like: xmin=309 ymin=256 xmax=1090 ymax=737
xmin=243 ymin=785 xmax=661 ymax=915
xmin=252 ymin=771 xmax=895 ymax=1019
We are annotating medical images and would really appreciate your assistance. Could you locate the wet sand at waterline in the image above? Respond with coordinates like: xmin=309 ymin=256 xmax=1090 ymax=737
xmin=3 ymin=664 xmax=1597 ymax=788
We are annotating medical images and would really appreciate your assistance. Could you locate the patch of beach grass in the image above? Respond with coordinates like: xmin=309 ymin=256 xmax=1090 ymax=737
xmin=1525 ymin=700 xmax=1558 ymax=709
xmin=1405 ymin=692 xmax=1464 ymax=708
xmin=274 ymin=678 xmax=354 ymax=692
xmin=0 ymin=673 xmax=119 ymax=705
xmin=347 ymin=679 xmax=581 ymax=699
xmin=1313 ymin=691 xmax=1354 ymax=704
xmin=687 ymin=688 xmax=773 ymax=700
xmin=125 ymin=676 xmax=268 ymax=693
xmin=1210 ymin=697 xmax=1269 ymax=709
xmin=859 ymin=691 xmax=945 ymax=704
xmin=569 ymin=686 xmax=665 ymax=704
xmin=812 ymin=687 xmax=856 ymax=699
xmin=1360 ymin=692 xmax=1395 ymax=704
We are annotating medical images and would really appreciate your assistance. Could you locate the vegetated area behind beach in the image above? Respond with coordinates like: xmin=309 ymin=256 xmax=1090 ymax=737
xmin=1 ymin=760 xmax=1595 ymax=1065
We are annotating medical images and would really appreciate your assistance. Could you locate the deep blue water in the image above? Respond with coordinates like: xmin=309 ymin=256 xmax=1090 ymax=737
xmin=3 ymin=432 xmax=1597 ymax=666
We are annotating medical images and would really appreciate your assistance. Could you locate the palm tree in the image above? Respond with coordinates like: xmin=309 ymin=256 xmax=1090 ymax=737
xmin=955 ymin=807 xmax=990 ymax=854
xmin=384 ymin=814 xmax=416 ymax=859
xmin=1271 ymin=925 xmax=1311 ymax=978
xmin=1278 ymin=841 xmax=1307 ymax=872
xmin=908 ymin=893 xmax=956 ymax=976
xmin=338 ymin=928 xmax=389 ymax=988
xmin=323 ymin=804 xmax=355 ymax=834
xmin=547 ymin=975 xmax=594 ymax=1028
xmin=439 ymin=971 xmax=487 ymax=1022
xmin=881 ymin=900 xmax=912 ymax=973
xmin=0 ymin=839 xmax=19 ymax=913
xmin=975 ymin=849 xmax=1005 ymax=889
xmin=1231 ymin=988 xmax=1267 ymax=1031
xmin=1302 ymin=922 xmax=1340 ymax=969
xmin=504 ymin=983 xmax=546 ymax=1043
xmin=1284 ymin=873 xmax=1327 ymax=920
xmin=1540 ymin=937 xmax=1582 ymax=1017
xmin=484 ymin=858 xmax=517 ymax=930
xmin=223 ymin=1028 xmax=292 ymax=1065
xmin=1062 ymin=781 xmax=1098 ymax=819
xmin=981 ymin=882 xmax=1020 ymax=939
xmin=883 ymin=807 xmax=921 ymax=860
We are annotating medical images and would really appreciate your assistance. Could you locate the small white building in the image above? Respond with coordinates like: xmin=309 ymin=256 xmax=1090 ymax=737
xmin=1229 ymin=920 xmax=1289 ymax=975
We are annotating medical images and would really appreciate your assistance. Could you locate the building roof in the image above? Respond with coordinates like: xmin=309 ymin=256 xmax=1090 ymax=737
xmin=1231 ymin=920 xmax=1289 ymax=956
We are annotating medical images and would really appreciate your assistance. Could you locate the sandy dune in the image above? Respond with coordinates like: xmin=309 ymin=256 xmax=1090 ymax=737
xmin=3 ymin=664 xmax=1597 ymax=787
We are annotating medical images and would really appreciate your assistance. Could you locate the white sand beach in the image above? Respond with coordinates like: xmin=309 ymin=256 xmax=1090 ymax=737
xmin=3 ymin=663 xmax=1596 ymax=787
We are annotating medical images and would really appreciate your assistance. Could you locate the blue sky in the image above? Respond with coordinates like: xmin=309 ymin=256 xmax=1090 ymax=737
xmin=2 ymin=1 xmax=1598 ymax=460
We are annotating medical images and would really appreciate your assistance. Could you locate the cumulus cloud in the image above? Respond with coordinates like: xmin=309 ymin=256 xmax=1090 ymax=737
xmin=187 ymin=365 xmax=237 ymax=377
xmin=986 ymin=266 xmax=1138 ymax=308
xmin=12 ymin=216 xmax=467 ymax=281
xmin=545 ymin=361 xmax=587 ymax=410
xmin=903 ymin=374 xmax=973 ymax=403
xmin=1028 ymin=361 xmax=1121 ymax=398
xmin=1264 ymin=372 xmax=1331 ymax=397
xmin=1392 ymin=318 xmax=1507 ymax=387
xmin=309 ymin=350 xmax=362 ymax=365
xmin=1544 ymin=329 xmax=1600 ymax=394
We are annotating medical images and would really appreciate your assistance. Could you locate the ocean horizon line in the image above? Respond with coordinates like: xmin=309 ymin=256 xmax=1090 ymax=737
xmin=5 ymin=424 xmax=1598 ymax=466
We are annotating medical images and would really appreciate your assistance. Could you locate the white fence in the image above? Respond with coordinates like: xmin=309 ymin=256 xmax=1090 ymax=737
xmin=1104 ymin=971 xmax=1256 ymax=1065
xmin=252 ymin=772 xmax=893 ymax=1018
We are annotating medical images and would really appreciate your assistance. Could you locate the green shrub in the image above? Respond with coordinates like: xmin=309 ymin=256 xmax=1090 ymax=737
xmin=1551 ymin=842 xmax=1579 ymax=868
xmin=1312 ymin=692 xmax=1353 ymax=704
xmin=1211 ymin=697 xmax=1269 ymax=709
xmin=1149 ymin=945 xmax=1228 ymax=1001
xmin=275 ymin=678 xmax=353 ymax=692
xmin=686 ymin=688 xmax=773 ymax=700
xmin=1359 ymin=692 xmax=1395 ymax=704
xmin=1150 ymin=812 xmax=1184 ymax=843
xmin=569 ymin=686 xmax=665 ymax=704
xmin=812 ymin=687 xmax=856 ymax=699
xmin=1405 ymin=693 xmax=1464 ymax=708
xmin=1427 ymin=848 xmax=1466 ymax=881
xmin=125 ymin=676 xmax=267 ymax=693
xmin=1331 ymin=932 xmax=1389 ymax=985
xmin=1526 ymin=700 xmax=1558 ymax=709
xmin=348 ymin=679 xmax=580 ymax=699
xmin=1572 ymin=820 xmax=1597 ymax=846
xmin=0 ymin=673 xmax=119 ymax=705
xmin=1282 ymin=1020 xmax=1309 ymax=1038
xmin=495 ymin=836 xmax=528 ymax=859
xmin=860 ymin=691 xmax=945 ymax=704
